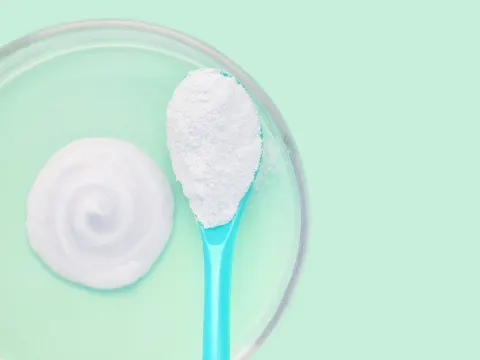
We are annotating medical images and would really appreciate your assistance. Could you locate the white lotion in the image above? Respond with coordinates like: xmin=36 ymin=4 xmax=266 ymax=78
xmin=166 ymin=68 xmax=262 ymax=228
xmin=26 ymin=138 xmax=174 ymax=289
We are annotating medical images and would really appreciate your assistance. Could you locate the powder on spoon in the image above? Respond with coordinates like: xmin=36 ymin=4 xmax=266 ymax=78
xmin=166 ymin=68 xmax=262 ymax=228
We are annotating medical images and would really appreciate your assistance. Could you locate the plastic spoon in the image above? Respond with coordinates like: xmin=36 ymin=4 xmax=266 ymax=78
xmin=200 ymin=192 xmax=251 ymax=360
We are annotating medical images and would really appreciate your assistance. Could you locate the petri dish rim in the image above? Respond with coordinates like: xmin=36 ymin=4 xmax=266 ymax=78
xmin=0 ymin=19 xmax=309 ymax=359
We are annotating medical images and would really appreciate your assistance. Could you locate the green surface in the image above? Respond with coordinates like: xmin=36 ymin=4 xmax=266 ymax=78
xmin=1 ymin=0 xmax=480 ymax=359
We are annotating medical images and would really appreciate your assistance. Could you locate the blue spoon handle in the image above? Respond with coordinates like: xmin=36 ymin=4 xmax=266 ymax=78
xmin=200 ymin=221 xmax=239 ymax=360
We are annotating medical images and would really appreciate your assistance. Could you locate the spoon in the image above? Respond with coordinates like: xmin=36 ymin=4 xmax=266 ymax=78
xmin=166 ymin=68 xmax=262 ymax=360
xmin=200 ymin=190 xmax=252 ymax=360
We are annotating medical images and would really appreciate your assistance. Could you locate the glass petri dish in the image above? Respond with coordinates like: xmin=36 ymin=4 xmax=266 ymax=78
xmin=0 ymin=20 xmax=308 ymax=360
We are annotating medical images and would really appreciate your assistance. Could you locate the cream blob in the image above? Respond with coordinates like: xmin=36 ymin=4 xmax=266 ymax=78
xmin=26 ymin=138 xmax=174 ymax=289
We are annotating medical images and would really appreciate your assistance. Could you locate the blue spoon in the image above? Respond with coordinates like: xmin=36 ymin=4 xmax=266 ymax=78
xmin=200 ymin=189 xmax=252 ymax=360
xmin=166 ymin=68 xmax=261 ymax=359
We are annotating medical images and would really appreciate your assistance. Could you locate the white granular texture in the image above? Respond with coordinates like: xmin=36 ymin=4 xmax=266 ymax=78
xmin=166 ymin=68 xmax=262 ymax=228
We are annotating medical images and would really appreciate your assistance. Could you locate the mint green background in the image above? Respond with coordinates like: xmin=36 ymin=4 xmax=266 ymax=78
xmin=1 ymin=1 xmax=480 ymax=359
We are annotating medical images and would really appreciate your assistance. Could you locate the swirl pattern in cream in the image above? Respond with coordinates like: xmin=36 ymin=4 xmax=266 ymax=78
xmin=26 ymin=138 xmax=174 ymax=289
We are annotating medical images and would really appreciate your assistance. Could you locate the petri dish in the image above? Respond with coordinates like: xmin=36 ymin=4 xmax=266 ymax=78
xmin=0 ymin=20 xmax=308 ymax=360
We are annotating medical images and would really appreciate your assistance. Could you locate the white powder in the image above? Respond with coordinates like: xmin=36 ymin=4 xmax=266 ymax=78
xmin=167 ymin=68 xmax=262 ymax=228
